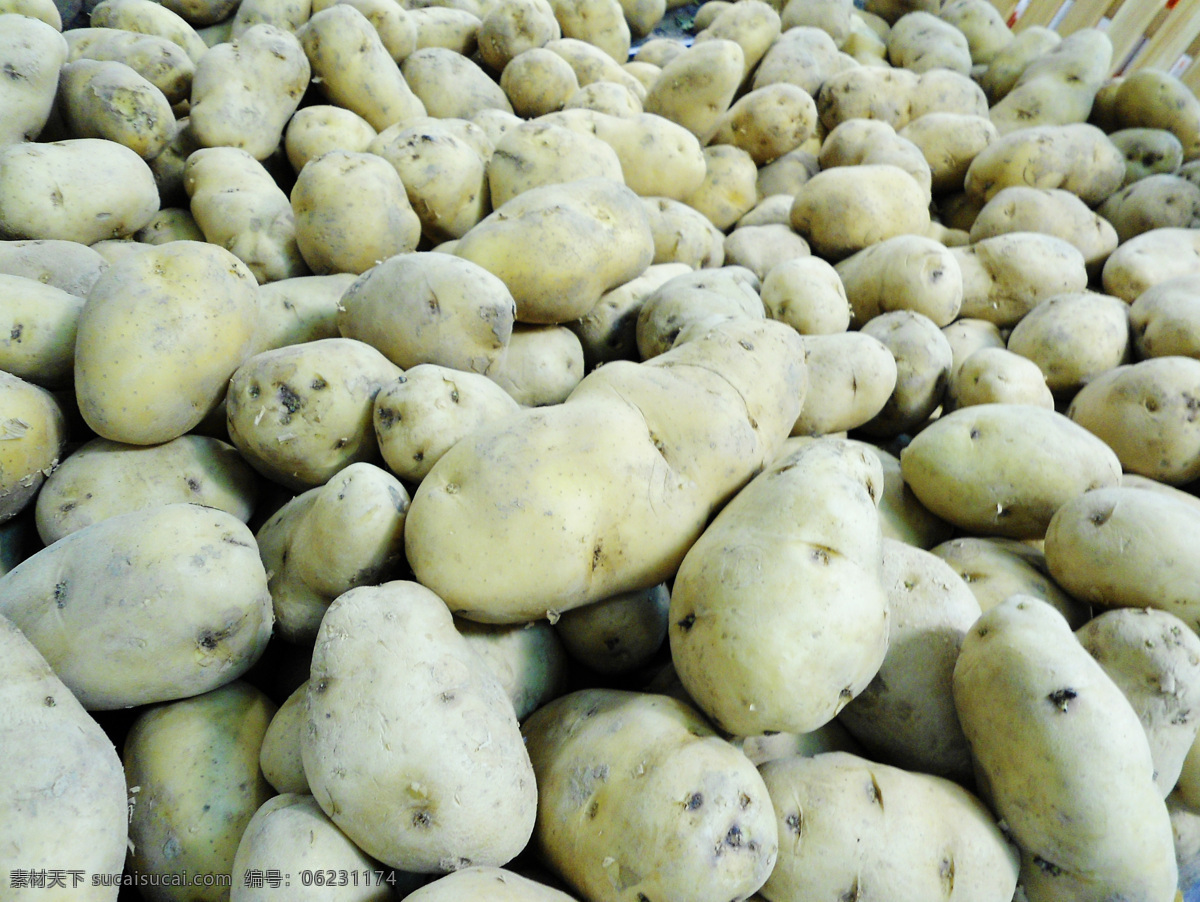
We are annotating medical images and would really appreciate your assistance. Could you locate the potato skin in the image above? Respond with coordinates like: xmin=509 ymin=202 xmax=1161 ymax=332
xmin=0 ymin=370 xmax=66 ymax=523
xmin=0 ymin=14 xmax=68 ymax=146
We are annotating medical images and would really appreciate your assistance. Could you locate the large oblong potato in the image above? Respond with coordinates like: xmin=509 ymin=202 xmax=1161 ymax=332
xmin=952 ymin=232 xmax=1088 ymax=327
xmin=900 ymin=403 xmax=1122 ymax=539
xmin=642 ymin=38 xmax=744 ymax=143
xmin=57 ymin=58 xmax=175 ymax=160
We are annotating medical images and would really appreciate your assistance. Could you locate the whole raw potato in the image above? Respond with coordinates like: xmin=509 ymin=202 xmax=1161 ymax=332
xmin=404 ymin=867 xmax=579 ymax=901
xmin=0 ymin=371 xmax=66 ymax=523
xmin=0 ymin=14 xmax=68 ymax=146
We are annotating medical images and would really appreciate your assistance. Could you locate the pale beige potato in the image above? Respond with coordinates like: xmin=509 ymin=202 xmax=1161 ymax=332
xmin=125 ymin=681 xmax=276 ymax=902
xmin=952 ymin=596 xmax=1176 ymax=902
xmin=944 ymin=346 xmax=1054 ymax=412
xmin=1098 ymin=174 xmax=1200 ymax=244
xmin=898 ymin=112 xmax=998 ymax=195
xmin=707 ymin=82 xmax=817 ymax=167
xmin=338 ymin=251 xmax=516 ymax=374
xmin=0 ymin=615 xmax=128 ymax=902
xmin=695 ymin=0 xmax=779 ymax=76
xmin=857 ymin=309 xmax=951 ymax=438
xmin=89 ymin=0 xmax=208 ymax=63
xmin=563 ymin=80 xmax=642 ymax=117
xmin=632 ymin=35 xmax=685 ymax=67
xmin=822 ymin=66 xmax=991 ymax=132
xmin=403 ymin=46 xmax=513 ymax=119
xmin=843 ymin=11 xmax=888 ymax=64
xmin=251 ymin=273 xmax=355 ymax=355
xmin=298 ymin=5 xmax=426 ymax=131
xmin=978 ymin=24 xmax=1059 ymax=104
xmin=134 ymin=207 xmax=204 ymax=245
xmin=737 ymin=193 xmax=794 ymax=227
xmin=791 ymin=331 xmax=897 ymax=436
xmin=64 ymin=26 xmax=193 ymax=107
xmin=0 ymin=273 xmax=84 ymax=388
xmin=752 ymin=25 xmax=844 ymax=97
xmin=34 ymin=434 xmax=258 ymax=544
xmin=0 ymin=139 xmax=159 ymax=244
xmin=478 ymin=0 xmax=559 ymax=71
xmin=1111 ymin=68 xmax=1200 ymax=162
xmin=642 ymin=38 xmax=744 ymax=143
xmin=989 ymin=27 xmax=1112 ymax=134
xmin=953 ymin=232 xmax=1088 ymax=327
xmin=185 ymin=146 xmax=308 ymax=284
xmin=500 ymin=47 xmax=579 ymax=117
xmin=332 ymin=0 xmax=418 ymax=61
xmin=524 ymin=689 xmax=778 ymax=902
xmin=543 ymin=36 xmax=644 ymax=96
xmin=0 ymin=372 xmax=64 ymax=523
xmin=486 ymin=323 xmax=584 ymax=407
xmin=1130 ymin=274 xmax=1200 ymax=360
xmin=553 ymin=583 xmax=669 ymax=674
xmin=75 ymin=241 xmax=258 ymax=445
xmin=900 ymin=403 xmax=1122 ymax=539
xmin=930 ymin=535 xmax=1089 ymax=626
xmin=835 ymin=234 xmax=962 ymax=327
xmin=756 ymin=146 xmax=819 ymax=198
xmin=1110 ymin=128 xmax=1184 ymax=186
xmin=189 ymin=24 xmax=310 ymax=160
xmin=1067 ymin=356 xmax=1200 ymax=486
xmin=846 ymin=438 xmax=952 ymax=549
xmin=291 ymin=150 xmax=421 ymax=276
xmin=453 ymin=176 xmax=654 ymax=325
xmin=147 ymin=116 xmax=198 ymax=207
xmin=410 ymin=5 xmax=481 ymax=54
xmin=779 ymin=0 xmax=851 ymax=46
xmin=284 ymin=106 xmax=377 ymax=174
xmin=640 ymin=196 xmax=724 ymax=268
xmin=259 ymin=683 xmax=308 ymax=794
xmin=1006 ymin=291 xmax=1131 ymax=397
xmin=545 ymin=0 xmax=629 ymax=62
xmin=225 ymin=338 xmax=403 ymax=490
xmin=404 ymin=867 xmax=580 ymax=902
xmin=721 ymin=223 xmax=809 ymax=282
xmin=456 ymin=617 xmax=569 ymax=719
xmin=635 ymin=267 xmax=763 ymax=360
xmin=943 ymin=316 xmax=1004 ymax=376
xmin=0 ymin=238 xmax=107 ymax=297
xmin=818 ymin=118 xmax=933 ymax=203
xmin=229 ymin=0 xmax=311 ymax=36
xmin=618 ymin=0 xmax=665 ymax=37
xmin=0 ymin=504 xmax=273 ymax=708
xmin=487 ymin=120 xmax=622 ymax=209
xmin=1102 ymin=227 xmax=1200 ymax=303
xmin=304 ymin=580 xmax=537 ymax=871
xmin=0 ymin=0 xmax=61 ymax=27
xmin=938 ymin=0 xmax=1010 ymax=65
xmin=887 ymin=9 xmax=970 ymax=73
xmin=570 ymin=262 xmax=691 ymax=368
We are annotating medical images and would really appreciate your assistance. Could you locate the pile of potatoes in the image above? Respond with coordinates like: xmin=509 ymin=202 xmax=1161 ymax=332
xmin=7 ymin=0 xmax=1200 ymax=898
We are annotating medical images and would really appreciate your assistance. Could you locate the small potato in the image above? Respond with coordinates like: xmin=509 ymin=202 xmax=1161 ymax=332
xmin=569 ymin=262 xmax=691 ymax=368
xmin=761 ymin=255 xmax=849 ymax=335
xmin=251 ymin=273 xmax=355 ymax=355
xmin=756 ymin=147 xmax=820 ymax=198
xmin=988 ymin=27 xmax=1111 ymax=134
xmin=545 ymin=0 xmax=629 ymax=62
xmin=953 ymin=232 xmax=1088 ymax=327
xmin=1110 ymin=128 xmax=1185 ymax=186
xmin=403 ymin=45 xmax=514 ymax=119
xmin=500 ymin=47 xmax=579 ymax=117
xmin=898 ymin=112 xmax=998 ymax=196
xmin=0 ymin=371 xmax=65 ymax=523
xmin=1098 ymin=174 xmax=1200 ymax=244
xmin=752 ymin=25 xmax=843 ymax=97
xmin=707 ymin=82 xmax=817 ymax=167
xmin=487 ymin=120 xmax=623 ymax=209
xmin=0 ymin=14 xmax=67 ymax=146
xmin=737 ymin=193 xmax=794 ymax=227
xmin=410 ymin=6 xmax=481 ymax=54
xmin=900 ymin=403 xmax=1122 ymax=539
xmin=857 ymin=309 xmax=951 ymax=438
xmin=291 ymin=150 xmax=421 ymax=276
xmin=553 ymin=583 xmax=669 ymax=675
xmin=840 ymin=439 xmax=952 ymax=550
xmin=695 ymin=0 xmax=779 ymax=77
xmin=1102 ymin=227 xmax=1200 ymax=303
xmin=339 ymin=251 xmax=516 ymax=374
xmin=1067 ymin=356 xmax=1200 ymax=485
xmin=944 ymin=346 xmax=1054 ymax=412
xmin=0 ymin=274 xmax=84 ymax=388
xmin=543 ymin=37 xmax=644 ymax=97
xmin=283 ymin=105 xmax=378 ymax=174
xmin=259 ymin=682 xmax=308 ymax=794
xmin=89 ymin=0 xmax=208 ymax=63
xmin=1130 ymin=275 xmax=1200 ymax=360
xmin=642 ymin=39 xmax=745 ymax=143
xmin=478 ymin=0 xmax=559 ymax=71
xmin=374 ymin=364 xmax=520 ymax=482
xmin=486 ymin=323 xmax=584 ymax=407
xmin=792 ymin=331 xmax=897 ymax=436
xmin=134 ymin=207 xmax=204 ymax=245
xmin=938 ymin=0 xmax=1011 ymax=65
xmin=148 ymin=116 xmax=199 ymax=207
xmin=0 ymin=139 xmax=159 ymax=244
xmin=978 ymin=24 xmax=1059 ymax=103
xmin=835 ymin=234 xmax=962 ymax=327
xmin=229 ymin=0 xmax=311 ymax=36
xmin=1006 ymin=291 xmax=1131 ymax=398
xmin=721 ymin=224 xmax=810 ymax=282
xmin=818 ymin=118 xmax=933 ymax=203
xmin=456 ymin=618 xmax=569 ymax=720
xmin=887 ymin=10 xmax=971 ymax=74
xmin=943 ymin=316 xmax=1005 ymax=376
xmin=640 ymin=196 xmax=724 ymax=269
xmin=562 ymin=79 xmax=641 ymax=117
xmin=1111 ymin=68 xmax=1200 ymax=162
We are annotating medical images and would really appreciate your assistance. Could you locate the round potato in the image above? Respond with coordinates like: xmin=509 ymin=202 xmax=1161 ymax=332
xmin=1130 ymin=274 xmax=1200 ymax=360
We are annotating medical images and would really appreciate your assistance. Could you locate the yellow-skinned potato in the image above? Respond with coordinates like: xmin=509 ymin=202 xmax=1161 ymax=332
xmin=635 ymin=267 xmax=763 ymax=360
xmin=74 ymin=240 xmax=258 ymax=445
xmin=943 ymin=316 xmax=1004 ymax=376
xmin=0 ymin=614 xmax=128 ymax=902
xmin=0 ymin=273 xmax=84 ymax=388
xmin=570 ymin=261 xmax=691 ymax=367
xmin=545 ymin=0 xmax=629 ymax=62
xmin=405 ymin=318 xmax=805 ymax=622
xmin=542 ymin=36 xmax=644 ymax=97
xmin=134 ymin=206 xmax=205 ymax=245
xmin=694 ymin=0 xmax=780 ymax=77
xmin=1103 ymin=227 xmax=1200 ymax=303
xmin=410 ymin=6 xmax=481 ymax=54
xmin=640 ymin=196 xmax=724 ymax=268
xmin=737 ymin=193 xmax=793 ymax=227
xmin=1067 ymin=356 xmax=1200 ymax=485
xmin=789 ymin=164 xmax=931 ymax=261
xmin=338 ymin=251 xmax=516 ymax=374
xmin=500 ymin=47 xmax=579 ymax=117
xmin=478 ymin=0 xmax=559 ymax=71
xmin=230 ymin=0 xmax=312 ymax=36
xmin=617 ymin=0 xmax=664 ymax=37
xmin=670 ymin=438 xmax=888 ymax=736
xmin=683 ymin=144 xmax=759 ymax=231
xmin=298 ymin=5 xmax=426 ymax=131
xmin=125 ymin=681 xmax=276 ymax=902
xmin=643 ymin=39 xmax=745 ymax=143
xmin=930 ymin=535 xmax=1089 ymax=626
xmin=0 ymin=0 xmax=60 ymax=28
xmin=760 ymin=751 xmax=1020 ymax=902
xmin=553 ymin=582 xmax=669 ymax=674
xmin=756 ymin=146 xmax=819 ymax=199
xmin=283 ymin=105 xmax=378 ymax=175
xmin=34 ymin=434 xmax=258 ymax=544
xmin=632 ymin=35 xmax=684 ymax=67
xmin=374 ymin=363 xmax=520 ymax=482
xmin=707 ymin=82 xmax=817 ymax=167
xmin=333 ymin=0 xmax=418 ymax=62
xmin=898 ymin=112 xmax=997 ymax=196
xmin=486 ymin=323 xmax=584 ymax=406
xmin=953 ymin=232 xmax=1088 ymax=327
xmin=887 ymin=10 xmax=970 ymax=74
xmin=147 ymin=116 xmax=198 ymax=207
xmin=225 ymin=338 xmax=402 ymax=490
xmin=405 ymin=867 xmax=579 ymax=901
xmin=159 ymin=0 xmax=237 ymax=26
xmin=1130 ymin=274 xmax=1200 ymax=360
xmin=65 ymin=26 xmax=193 ymax=108
xmin=791 ymin=332 xmax=897 ymax=436
xmin=0 ymin=503 xmax=273 ymax=709
xmin=304 ymin=580 xmax=537 ymax=872
xmin=953 ymin=595 xmax=1177 ymax=902
xmin=189 ymin=24 xmax=310 ymax=160
xmin=487 ymin=120 xmax=623 ymax=209
xmin=251 ymin=273 xmax=355 ymax=355
xmin=0 ymin=373 xmax=64 ymax=522
xmin=722 ymin=223 xmax=810 ymax=282
xmin=819 ymin=118 xmax=933 ymax=203
xmin=232 ymin=793 xmax=401 ymax=902
xmin=944 ymin=346 xmax=1054 ymax=412
xmin=185 ymin=146 xmax=309 ymax=283
xmin=760 ymin=254 xmax=850 ymax=335
xmin=89 ymin=0 xmax=208 ymax=63
xmin=752 ymin=25 xmax=843 ymax=97
xmin=259 ymin=682 xmax=308 ymax=794
xmin=523 ymin=688 xmax=779 ymax=902
xmin=0 ymin=238 xmax=107 ymax=297
xmin=563 ymin=79 xmax=642 ymax=117
xmin=857 ymin=309 xmax=951 ymax=438
xmin=989 ymin=27 xmax=1112 ymax=134
xmin=1112 ymin=68 xmax=1200 ymax=162
xmin=1098 ymin=174 xmax=1200 ymax=244
xmin=291 ymin=150 xmax=421 ymax=275
xmin=900 ymin=403 xmax=1122 ymax=539
xmin=978 ymin=24 xmax=1059 ymax=103
xmin=1006 ymin=291 xmax=1131 ymax=398
xmin=0 ymin=138 xmax=159 ymax=244
xmin=816 ymin=66 xmax=923 ymax=132
xmin=456 ymin=617 xmax=569 ymax=719
xmin=938 ymin=0 xmax=1011 ymax=65
xmin=1111 ymin=128 xmax=1184 ymax=186
xmin=403 ymin=46 xmax=514 ymax=119
xmin=454 ymin=176 xmax=654 ymax=325
xmin=780 ymin=0 xmax=852 ymax=46
xmin=835 ymin=234 xmax=962 ymax=327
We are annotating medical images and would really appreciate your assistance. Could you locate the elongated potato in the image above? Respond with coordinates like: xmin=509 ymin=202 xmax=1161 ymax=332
xmin=0 ymin=273 xmax=84 ymax=388
xmin=944 ymin=346 xmax=1054 ymax=412
xmin=642 ymin=39 xmax=744 ymax=143
xmin=988 ymin=28 xmax=1111 ymax=133
xmin=1102 ymin=227 xmax=1200 ymax=303
xmin=0 ymin=372 xmax=64 ymax=523
xmin=89 ymin=0 xmax=208 ymax=62
xmin=0 ymin=14 xmax=68 ymax=146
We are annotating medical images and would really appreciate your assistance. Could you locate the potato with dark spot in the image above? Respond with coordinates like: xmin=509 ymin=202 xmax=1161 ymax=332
xmin=0 ymin=14 xmax=68 ymax=146
xmin=523 ymin=688 xmax=778 ymax=902
xmin=553 ymin=583 xmax=669 ymax=675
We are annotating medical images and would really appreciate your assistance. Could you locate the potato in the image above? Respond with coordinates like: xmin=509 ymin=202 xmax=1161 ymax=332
xmin=953 ymin=232 xmax=1088 ymax=327
xmin=760 ymin=751 xmax=1020 ymax=902
xmin=283 ymin=105 xmax=377 ymax=174
xmin=736 ymin=193 xmax=793 ymax=227
xmin=897 ymin=112 xmax=997 ymax=196
xmin=819 ymin=118 xmax=933 ymax=203
xmin=147 ymin=116 xmax=199 ymax=207
xmin=330 ymin=0 xmax=418 ymax=62
xmin=1006 ymin=291 xmax=1131 ymax=398
xmin=639 ymin=196 xmax=724 ymax=268
xmin=887 ymin=10 xmax=970 ymax=74
xmin=1130 ymin=275 xmax=1200 ymax=360
xmin=900 ymin=403 xmax=1122 ymax=539
xmin=232 ymin=794 xmax=400 ymax=902
xmin=403 ymin=46 xmax=513 ymax=119
xmin=185 ymin=147 xmax=308 ymax=284
xmin=403 ymin=867 xmax=579 ymax=901
xmin=942 ymin=316 xmax=1004 ymax=376
xmin=818 ymin=65 xmax=987 ymax=132
xmin=134 ymin=206 xmax=204 ymax=245
xmin=789 ymin=164 xmax=931 ymax=261
xmin=857 ymin=309 xmax=951 ymax=438
xmin=405 ymin=318 xmax=805 ymax=622
xmin=642 ymin=39 xmax=744 ymax=143
xmin=0 ymin=238 xmax=107 ymax=297
xmin=695 ymin=0 xmax=779 ymax=77
xmin=721 ymin=223 xmax=810 ymax=282
xmin=34 ymin=434 xmax=257 ymax=544
xmin=791 ymin=332 xmax=896 ymax=436
xmin=74 ymin=240 xmax=258 ymax=445
xmin=1102 ymin=227 xmax=1200 ymax=303
xmin=670 ymin=438 xmax=888 ymax=736
xmin=298 ymin=5 xmax=426 ymax=131
xmin=410 ymin=6 xmax=481 ymax=54
xmin=760 ymin=254 xmax=850 ymax=335
xmin=523 ymin=688 xmax=778 ymax=902
xmin=706 ymin=82 xmax=817 ymax=167
xmin=0 ymin=503 xmax=273 ymax=708
xmin=303 ymin=580 xmax=537 ymax=871
xmin=752 ymin=25 xmax=843 ymax=97
xmin=487 ymin=120 xmax=622 ymax=209
xmin=478 ymin=0 xmax=559 ymax=71
xmin=545 ymin=0 xmax=628 ymax=62
xmin=226 ymin=338 xmax=402 ymax=490
xmin=189 ymin=24 xmax=309 ymax=160
xmin=1098 ymin=174 xmax=1200 ymax=244
xmin=989 ymin=28 xmax=1112 ymax=134
xmin=229 ymin=0 xmax=311 ymax=36
xmin=374 ymin=364 xmax=520 ymax=481
xmin=1110 ymin=127 xmax=1184 ymax=186
xmin=486 ymin=323 xmax=584 ymax=406
xmin=552 ymin=582 xmax=668 ymax=674
xmin=453 ymin=177 xmax=654 ymax=325
xmin=952 ymin=596 xmax=1177 ymax=902
xmin=0 ymin=273 xmax=84 ymax=388
xmin=1067 ymin=356 xmax=1200 ymax=485
xmin=1077 ymin=608 xmax=1200 ymax=796
xmin=635 ymin=267 xmax=763 ymax=360
xmin=339 ymin=251 xmax=516 ymax=374
xmin=500 ymin=47 xmax=579 ymax=117
xmin=563 ymin=79 xmax=641 ymax=117
xmin=125 ymin=681 xmax=276 ymax=901
xmin=835 ymin=234 xmax=962 ymax=327
xmin=937 ymin=0 xmax=1010 ymax=65
xmin=65 ymin=26 xmax=193 ymax=107
xmin=570 ymin=261 xmax=692 ymax=368
xmin=291 ymin=151 xmax=421 ymax=276
xmin=543 ymin=37 xmax=643 ymax=97
xmin=0 ymin=139 xmax=159 ymax=244
xmin=632 ymin=35 xmax=684 ymax=67
xmin=1112 ymin=68 xmax=1200 ymax=162
xmin=945 ymin=346 xmax=1055 ymax=412
xmin=978 ymin=24 xmax=1059 ymax=103
xmin=457 ymin=617 xmax=568 ymax=719
xmin=0 ymin=614 xmax=127 ymax=902
xmin=258 ymin=680 xmax=307 ymax=794
xmin=251 ymin=273 xmax=355 ymax=355
xmin=89 ymin=0 xmax=208 ymax=63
